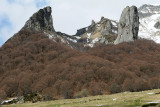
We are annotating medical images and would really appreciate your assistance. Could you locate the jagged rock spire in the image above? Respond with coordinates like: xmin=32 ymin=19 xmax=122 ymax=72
xmin=23 ymin=6 xmax=55 ymax=33
xmin=114 ymin=6 xmax=139 ymax=44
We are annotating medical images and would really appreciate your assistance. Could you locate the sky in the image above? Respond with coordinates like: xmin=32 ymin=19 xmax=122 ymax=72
xmin=0 ymin=0 xmax=160 ymax=46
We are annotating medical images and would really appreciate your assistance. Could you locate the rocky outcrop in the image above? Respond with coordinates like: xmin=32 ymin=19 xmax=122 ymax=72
xmin=74 ymin=17 xmax=118 ymax=47
xmin=1 ymin=97 xmax=24 ymax=105
xmin=88 ymin=20 xmax=96 ymax=33
xmin=114 ymin=6 xmax=139 ymax=44
xmin=23 ymin=6 xmax=55 ymax=33
xmin=76 ymin=28 xmax=87 ymax=36
xmin=101 ymin=19 xmax=113 ymax=36
xmin=154 ymin=21 xmax=160 ymax=29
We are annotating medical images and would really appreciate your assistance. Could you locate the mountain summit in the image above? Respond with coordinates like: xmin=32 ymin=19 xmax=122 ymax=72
xmin=22 ymin=6 xmax=55 ymax=33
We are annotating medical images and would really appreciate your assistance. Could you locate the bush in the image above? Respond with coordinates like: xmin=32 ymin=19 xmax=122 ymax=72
xmin=109 ymin=83 xmax=122 ymax=94
xmin=24 ymin=93 xmax=43 ymax=103
xmin=73 ymin=89 xmax=88 ymax=98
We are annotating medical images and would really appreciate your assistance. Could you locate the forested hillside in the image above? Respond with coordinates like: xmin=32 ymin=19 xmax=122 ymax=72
xmin=0 ymin=30 xmax=160 ymax=100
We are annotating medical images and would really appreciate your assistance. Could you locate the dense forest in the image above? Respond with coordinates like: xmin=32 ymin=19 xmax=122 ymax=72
xmin=0 ymin=30 xmax=160 ymax=100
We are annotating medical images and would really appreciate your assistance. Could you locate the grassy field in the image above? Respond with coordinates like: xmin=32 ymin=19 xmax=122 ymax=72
xmin=2 ymin=89 xmax=160 ymax=107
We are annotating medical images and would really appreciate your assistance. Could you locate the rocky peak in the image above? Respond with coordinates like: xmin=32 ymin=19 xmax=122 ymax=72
xmin=74 ymin=17 xmax=118 ymax=47
xmin=23 ymin=6 xmax=55 ymax=33
xmin=114 ymin=6 xmax=139 ymax=44
xmin=91 ymin=20 xmax=96 ymax=26
xmin=101 ymin=19 xmax=113 ymax=36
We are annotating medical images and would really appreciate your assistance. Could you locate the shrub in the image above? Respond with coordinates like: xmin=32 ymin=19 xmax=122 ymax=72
xmin=109 ymin=83 xmax=122 ymax=94
xmin=73 ymin=89 xmax=88 ymax=98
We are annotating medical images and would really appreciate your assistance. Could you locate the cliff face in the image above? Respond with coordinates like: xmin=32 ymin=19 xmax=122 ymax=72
xmin=23 ymin=6 xmax=55 ymax=33
xmin=114 ymin=6 xmax=139 ymax=44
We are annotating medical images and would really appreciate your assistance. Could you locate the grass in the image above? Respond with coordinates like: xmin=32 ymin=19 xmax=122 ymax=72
xmin=2 ymin=89 xmax=160 ymax=107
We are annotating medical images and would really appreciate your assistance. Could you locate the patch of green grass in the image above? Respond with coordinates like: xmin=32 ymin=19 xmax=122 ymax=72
xmin=2 ymin=89 xmax=160 ymax=107
xmin=40 ymin=104 xmax=62 ymax=107
xmin=133 ymin=98 xmax=142 ymax=106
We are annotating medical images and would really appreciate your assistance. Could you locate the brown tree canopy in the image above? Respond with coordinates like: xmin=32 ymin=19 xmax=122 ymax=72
xmin=0 ymin=30 xmax=160 ymax=99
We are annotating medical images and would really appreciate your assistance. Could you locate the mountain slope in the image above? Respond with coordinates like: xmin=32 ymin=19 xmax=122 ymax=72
xmin=0 ymin=30 xmax=117 ymax=100
xmin=139 ymin=4 xmax=160 ymax=43
xmin=1 ymin=29 xmax=160 ymax=101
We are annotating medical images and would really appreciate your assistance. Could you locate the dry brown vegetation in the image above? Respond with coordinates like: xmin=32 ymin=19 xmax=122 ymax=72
xmin=0 ymin=30 xmax=160 ymax=100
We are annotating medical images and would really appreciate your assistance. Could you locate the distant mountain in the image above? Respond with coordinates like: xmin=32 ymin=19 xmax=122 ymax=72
xmin=138 ymin=4 xmax=160 ymax=43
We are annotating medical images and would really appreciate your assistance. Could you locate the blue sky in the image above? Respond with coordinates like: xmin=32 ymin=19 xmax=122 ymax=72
xmin=7 ymin=0 xmax=48 ymax=7
xmin=0 ymin=15 xmax=12 ymax=45
xmin=0 ymin=0 xmax=160 ymax=46
xmin=0 ymin=0 xmax=49 ymax=46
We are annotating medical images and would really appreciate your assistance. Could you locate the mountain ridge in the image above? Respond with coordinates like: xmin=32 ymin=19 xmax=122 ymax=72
xmin=5 ymin=5 xmax=139 ymax=49
xmin=3 ymin=4 xmax=160 ymax=48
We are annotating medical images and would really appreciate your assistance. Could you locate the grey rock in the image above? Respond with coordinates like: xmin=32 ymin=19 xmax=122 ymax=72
xmin=114 ymin=6 xmax=139 ymax=44
xmin=154 ymin=21 xmax=160 ymax=29
xmin=101 ymin=20 xmax=113 ymax=36
xmin=75 ymin=20 xmax=96 ymax=36
xmin=100 ymin=37 xmax=108 ymax=44
xmin=88 ymin=20 xmax=96 ymax=33
xmin=73 ymin=16 xmax=118 ymax=46
xmin=76 ymin=28 xmax=87 ymax=36
xmin=101 ymin=16 xmax=105 ymax=21
xmin=1 ymin=96 xmax=24 ymax=105
xmin=23 ymin=6 xmax=55 ymax=33
xmin=100 ymin=17 xmax=108 ymax=24
xmin=91 ymin=20 xmax=96 ymax=26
